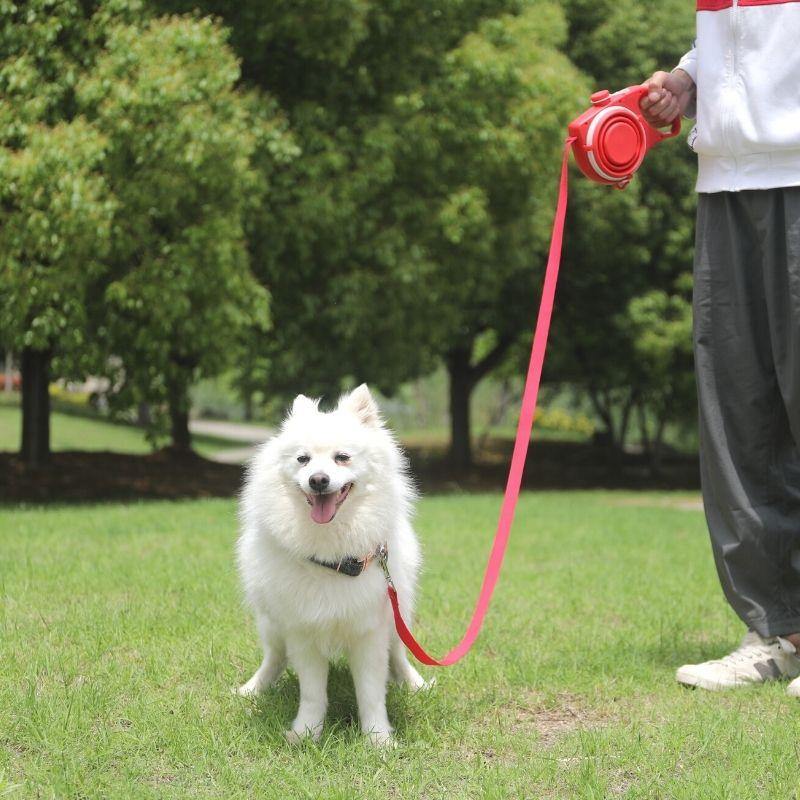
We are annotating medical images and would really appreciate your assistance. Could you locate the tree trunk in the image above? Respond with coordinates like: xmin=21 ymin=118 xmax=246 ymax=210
xmin=137 ymin=402 xmax=152 ymax=428
xmin=586 ymin=385 xmax=615 ymax=446
xmin=20 ymin=347 xmax=51 ymax=467
xmin=637 ymin=401 xmax=651 ymax=455
xmin=650 ymin=413 xmax=668 ymax=477
xmin=167 ymin=376 xmax=192 ymax=453
xmin=447 ymin=348 xmax=474 ymax=472
xmin=618 ymin=390 xmax=636 ymax=451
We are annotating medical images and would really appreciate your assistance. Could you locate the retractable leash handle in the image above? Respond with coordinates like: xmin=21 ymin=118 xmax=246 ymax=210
xmin=386 ymin=86 xmax=680 ymax=667
xmin=569 ymin=84 xmax=681 ymax=189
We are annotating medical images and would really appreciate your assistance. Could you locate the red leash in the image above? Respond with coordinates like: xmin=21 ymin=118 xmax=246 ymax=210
xmin=382 ymin=85 xmax=681 ymax=666
xmin=382 ymin=137 xmax=576 ymax=666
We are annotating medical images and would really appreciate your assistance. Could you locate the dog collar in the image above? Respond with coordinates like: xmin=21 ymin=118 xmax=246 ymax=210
xmin=308 ymin=544 xmax=386 ymax=578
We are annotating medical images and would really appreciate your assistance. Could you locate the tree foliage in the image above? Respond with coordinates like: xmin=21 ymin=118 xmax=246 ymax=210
xmin=148 ymin=1 xmax=546 ymax=410
xmin=0 ymin=1 xmax=120 ymax=463
xmin=0 ymin=0 xmax=703 ymax=468
xmin=0 ymin=3 xmax=283 ymax=458
xmin=549 ymin=0 xmax=697 ymax=452
xmin=392 ymin=3 xmax=588 ymax=466
xmin=625 ymin=274 xmax=694 ymax=466
xmin=151 ymin=0 xmax=593 ymax=468
xmin=76 ymin=16 xmax=281 ymax=447
xmin=0 ymin=122 xmax=113 ymax=358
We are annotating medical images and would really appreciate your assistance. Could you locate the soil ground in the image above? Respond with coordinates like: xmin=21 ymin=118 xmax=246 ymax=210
xmin=0 ymin=438 xmax=699 ymax=503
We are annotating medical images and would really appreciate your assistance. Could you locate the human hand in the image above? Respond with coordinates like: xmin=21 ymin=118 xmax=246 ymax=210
xmin=639 ymin=69 xmax=696 ymax=128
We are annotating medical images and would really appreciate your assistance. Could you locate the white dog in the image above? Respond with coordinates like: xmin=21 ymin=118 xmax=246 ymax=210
xmin=237 ymin=384 xmax=426 ymax=745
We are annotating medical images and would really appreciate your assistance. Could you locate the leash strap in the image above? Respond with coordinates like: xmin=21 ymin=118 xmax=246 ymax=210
xmin=387 ymin=137 xmax=576 ymax=666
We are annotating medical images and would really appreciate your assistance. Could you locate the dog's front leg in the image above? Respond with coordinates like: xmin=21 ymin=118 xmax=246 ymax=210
xmin=348 ymin=625 xmax=393 ymax=746
xmin=238 ymin=615 xmax=286 ymax=697
xmin=285 ymin=638 xmax=328 ymax=743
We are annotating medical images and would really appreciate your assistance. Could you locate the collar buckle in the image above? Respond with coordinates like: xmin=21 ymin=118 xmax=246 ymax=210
xmin=376 ymin=543 xmax=394 ymax=589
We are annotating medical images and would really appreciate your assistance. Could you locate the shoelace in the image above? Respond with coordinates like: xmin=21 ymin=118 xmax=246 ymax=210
xmin=712 ymin=636 xmax=791 ymax=667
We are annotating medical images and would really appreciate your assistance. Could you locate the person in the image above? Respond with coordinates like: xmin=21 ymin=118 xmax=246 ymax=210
xmin=639 ymin=0 xmax=800 ymax=693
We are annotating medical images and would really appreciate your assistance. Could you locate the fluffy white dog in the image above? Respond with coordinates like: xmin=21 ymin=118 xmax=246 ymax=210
xmin=237 ymin=384 xmax=426 ymax=745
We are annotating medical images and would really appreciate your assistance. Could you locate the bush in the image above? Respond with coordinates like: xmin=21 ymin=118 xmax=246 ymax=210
xmin=535 ymin=406 xmax=595 ymax=436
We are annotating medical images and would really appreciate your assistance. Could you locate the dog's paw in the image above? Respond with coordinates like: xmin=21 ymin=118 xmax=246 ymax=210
xmin=394 ymin=674 xmax=435 ymax=692
xmin=364 ymin=729 xmax=396 ymax=748
xmin=235 ymin=681 xmax=263 ymax=699
xmin=284 ymin=725 xmax=323 ymax=745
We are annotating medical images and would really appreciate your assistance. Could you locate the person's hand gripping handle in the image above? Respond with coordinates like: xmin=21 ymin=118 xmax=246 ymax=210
xmin=639 ymin=69 xmax=696 ymax=129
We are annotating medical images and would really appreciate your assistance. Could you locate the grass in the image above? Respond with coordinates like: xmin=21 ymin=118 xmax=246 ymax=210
xmin=2 ymin=492 xmax=798 ymax=798
xmin=0 ymin=402 xmax=588 ymax=470
xmin=0 ymin=404 xmax=244 ymax=459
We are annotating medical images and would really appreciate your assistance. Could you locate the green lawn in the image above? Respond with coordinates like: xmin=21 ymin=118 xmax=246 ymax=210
xmin=1 ymin=493 xmax=797 ymax=799
xmin=0 ymin=404 xmax=242 ymax=459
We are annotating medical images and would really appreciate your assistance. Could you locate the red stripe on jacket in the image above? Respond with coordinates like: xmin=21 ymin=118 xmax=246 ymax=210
xmin=698 ymin=0 xmax=799 ymax=8
xmin=739 ymin=0 xmax=800 ymax=5
xmin=697 ymin=0 xmax=731 ymax=9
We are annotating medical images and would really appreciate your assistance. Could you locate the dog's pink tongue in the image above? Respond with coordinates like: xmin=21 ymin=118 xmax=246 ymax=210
xmin=310 ymin=493 xmax=337 ymax=524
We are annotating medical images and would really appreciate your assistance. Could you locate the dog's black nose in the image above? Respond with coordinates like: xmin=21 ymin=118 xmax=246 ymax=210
xmin=308 ymin=472 xmax=330 ymax=492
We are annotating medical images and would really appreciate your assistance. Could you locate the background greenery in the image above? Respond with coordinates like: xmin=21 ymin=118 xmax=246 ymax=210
xmin=0 ymin=0 xmax=698 ymax=470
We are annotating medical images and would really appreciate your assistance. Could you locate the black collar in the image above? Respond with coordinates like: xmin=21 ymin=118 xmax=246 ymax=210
xmin=308 ymin=545 xmax=384 ymax=577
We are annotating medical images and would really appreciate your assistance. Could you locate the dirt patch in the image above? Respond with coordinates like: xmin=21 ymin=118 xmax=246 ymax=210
xmin=514 ymin=705 xmax=584 ymax=747
xmin=146 ymin=773 xmax=177 ymax=787
xmin=608 ymin=769 xmax=637 ymax=796
xmin=498 ymin=690 xmax=616 ymax=748
xmin=476 ymin=691 xmax=614 ymax=757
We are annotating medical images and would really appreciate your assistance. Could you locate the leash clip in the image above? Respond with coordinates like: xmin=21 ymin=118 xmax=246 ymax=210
xmin=377 ymin=544 xmax=394 ymax=589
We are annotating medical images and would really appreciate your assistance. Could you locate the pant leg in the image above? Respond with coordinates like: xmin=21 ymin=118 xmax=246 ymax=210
xmin=694 ymin=189 xmax=800 ymax=638
xmin=759 ymin=187 xmax=800 ymax=628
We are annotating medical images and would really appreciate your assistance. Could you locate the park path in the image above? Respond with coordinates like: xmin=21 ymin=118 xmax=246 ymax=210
xmin=188 ymin=419 xmax=273 ymax=464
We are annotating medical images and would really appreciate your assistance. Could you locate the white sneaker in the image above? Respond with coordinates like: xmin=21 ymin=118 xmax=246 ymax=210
xmin=676 ymin=631 xmax=800 ymax=691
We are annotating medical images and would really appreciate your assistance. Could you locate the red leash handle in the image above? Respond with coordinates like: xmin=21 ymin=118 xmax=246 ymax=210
xmin=387 ymin=137 xmax=576 ymax=666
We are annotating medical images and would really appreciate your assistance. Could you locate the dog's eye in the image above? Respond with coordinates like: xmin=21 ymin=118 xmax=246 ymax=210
xmin=334 ymin=453 xmax=350 ymax=464
xmin=297 ymin=454 xmax=310 ymax=465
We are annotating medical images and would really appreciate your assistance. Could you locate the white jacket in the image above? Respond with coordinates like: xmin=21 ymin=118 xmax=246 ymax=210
xmin=676 ymin=0 xmax=800 ymax=193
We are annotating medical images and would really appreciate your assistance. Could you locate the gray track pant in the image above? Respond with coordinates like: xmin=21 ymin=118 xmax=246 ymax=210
xmin=694 ymin=188 xmax=800 ymax=637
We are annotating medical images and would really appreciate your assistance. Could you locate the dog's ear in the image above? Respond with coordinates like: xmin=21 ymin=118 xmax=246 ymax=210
xmin=339 ymin=383 xmax=381 ymax=427
xmin=291 ymin=394 xmax=318 ymax=416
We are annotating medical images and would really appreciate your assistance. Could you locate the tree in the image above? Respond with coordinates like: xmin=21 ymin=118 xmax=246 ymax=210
xmin=549 ymin=0 xmax=697 ymax=451
xmin=393 ymin=4 xmax=588 ymax=468
xmin=147 ymin=0 xmax=530 ymax=411
xmin=77 ymin=17 xmax=285 ymax=450
xmin=1 ymin=2 xmax=285 ymax=458
xmin=0 ymin=0 xmax=104 ymax=148
xmin=150 ymin=0 xmax=696 ymax=468
xmin=0 ymin=122 xmax=114 ymax=465
xmin=0 ymin=0 xmax=118 ymax=465
xmin=625 ymin=275 xmax=694 ymax=471
xmin=546 ymin=174 xmax=651 ymax=449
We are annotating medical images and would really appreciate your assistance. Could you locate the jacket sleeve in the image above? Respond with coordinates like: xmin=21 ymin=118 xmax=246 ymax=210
xmin=674 ymin=43 xmax=697 ymax=118
xmin=675 ymin=44 xmax=697 ymax=84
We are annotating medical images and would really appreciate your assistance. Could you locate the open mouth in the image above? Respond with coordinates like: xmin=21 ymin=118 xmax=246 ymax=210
xmin=304 ymin=482 xmax=353 ymax=524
